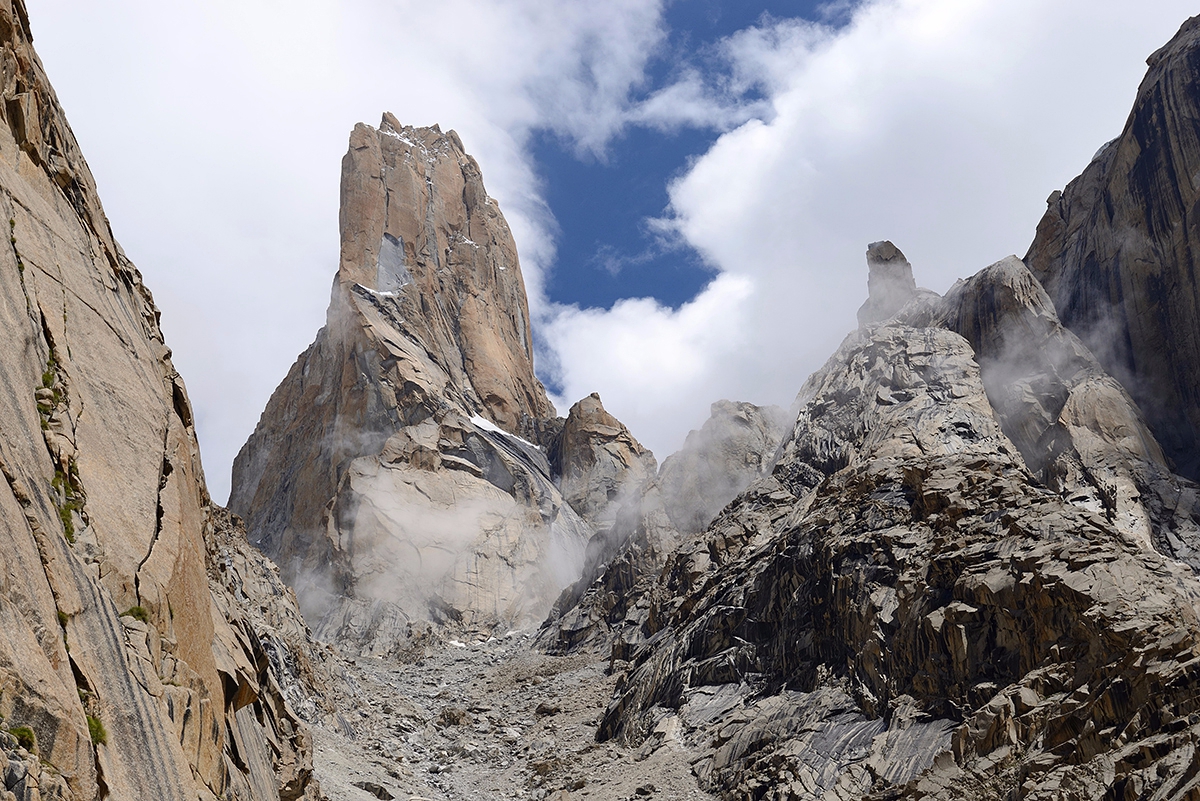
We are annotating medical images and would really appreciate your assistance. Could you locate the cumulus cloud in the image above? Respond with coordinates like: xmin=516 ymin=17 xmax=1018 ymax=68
xmin=26 ymin=0 xmax=1200 ymax=499
xmin=29 ymin=0 xmax=668 ymax=500
xmin=543 ymin=273 xmax=754 ymax=418
xmin=542 ymin=0 xmax=1198 ymax=461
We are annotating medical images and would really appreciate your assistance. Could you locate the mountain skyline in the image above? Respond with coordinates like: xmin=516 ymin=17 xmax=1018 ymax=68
xmin=27 ymin=0 xmax=1198 ymax=502
xmin=6 ymin=4 xmax=1200 ymax=797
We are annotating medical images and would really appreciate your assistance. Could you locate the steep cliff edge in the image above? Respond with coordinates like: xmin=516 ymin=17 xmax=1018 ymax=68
xmin=0 ymin=4 xmax=322 ymax=799
xmin=1026 ymin=14 xmax=1200 ymax=481
xmin=230 ymin=118 xmax=651 ymax=657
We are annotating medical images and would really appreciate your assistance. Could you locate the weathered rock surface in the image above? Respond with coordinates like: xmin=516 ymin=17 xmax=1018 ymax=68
xmin=14 ymin=2 xmax=1200 ymax=798
xmin=230 ymin=118 xmax=621 ymax=656
xmin=597 ymin=314 xmax=1200 ymax=799
xmin=205 ymin=506 xmax=335 ymax=728
xmin=0 ymin=3 xmax=320 ymax=798
xmin=553 ymin=392 xmax=656 ymax=531
xmin=542 ymin=400 xmax=790 ymax=656
xmin=900 ymin=255 xmax=1200 ymax=571
xmin=1026 ymin=15 xmax=1200 ymax=481
xmin=339 ymin=116 xmax=554 ymax=434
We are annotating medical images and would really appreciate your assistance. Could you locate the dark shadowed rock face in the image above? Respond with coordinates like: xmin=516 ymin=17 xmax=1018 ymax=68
xmin=0 ymin=3 xmax=321 ymax=798
xmin=1026 ymin=15 xmax=1200 ymax=480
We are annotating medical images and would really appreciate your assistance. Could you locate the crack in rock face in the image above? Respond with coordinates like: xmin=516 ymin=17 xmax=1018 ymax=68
xmin=10 ymin=6 xmax=1200 ymax=801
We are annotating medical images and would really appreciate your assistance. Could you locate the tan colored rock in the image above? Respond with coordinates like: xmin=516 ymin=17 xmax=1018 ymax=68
xmin=231 ymin=119 xmax=593 ymax=656
xmin=554 ymin=393 xmax=656 ymax=530
xmin=0 ymin=4 xmax=319 ymax=798
xmin=338 ymin=115 xmax=553 ymax=433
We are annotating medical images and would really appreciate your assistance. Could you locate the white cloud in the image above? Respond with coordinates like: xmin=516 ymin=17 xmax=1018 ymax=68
xmin=544 ymin=273 xmax=754 ymax=422
xmin=28 ymin=0 xmax=667 ymax=501
xmin=24 ymin=0 xmax=1200 ymax=499
xmin=627 ymin=67 xmax=765 ymax=132
xmin=543 ymin=0 xmax=1199 ymax=461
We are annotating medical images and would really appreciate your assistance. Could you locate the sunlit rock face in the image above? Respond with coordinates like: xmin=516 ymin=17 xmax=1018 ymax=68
xmin=0 ymin=3 xmax=321 ymax=798
xmin=1026 ymin=14 xmax=1200 ymax=481
xmin=230 ymin=117 xmax=651 ymax=656
xmin=336 ymin=115 xmax=555 ymax=433
xmin=554 ymin=392 xmax=658 ymax=532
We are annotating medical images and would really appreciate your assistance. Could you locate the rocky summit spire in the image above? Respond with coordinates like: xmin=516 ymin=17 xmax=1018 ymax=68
xmin=857 ymin=240 xmax=917 ymax=326
xmin=337 ymin=113 xmax=554 ymax=432
xmin=230 ymin=116 xmax=617 ymax=656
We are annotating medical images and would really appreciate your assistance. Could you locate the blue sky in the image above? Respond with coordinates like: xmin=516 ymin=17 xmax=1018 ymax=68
xmin=540 ymin=1 xmax=828 ymax=312
xmin=26 ymin=0 xmax=1199 ymax=502
xmin=535 ymin=125 xmax=712 ymax=310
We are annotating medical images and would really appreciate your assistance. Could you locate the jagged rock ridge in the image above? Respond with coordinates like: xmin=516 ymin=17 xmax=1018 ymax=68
xmin=0 ymin=2 xmax=323 ymax=798
xmin=586 ymin=247 xmax=1200 ymax=799
xmin=230 ymin=117 xmax=652 ymax=657
xmin=540 ymin=22 xmax=1200 ymax=797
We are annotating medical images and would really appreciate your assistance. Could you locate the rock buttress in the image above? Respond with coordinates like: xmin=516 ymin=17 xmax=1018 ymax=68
xmin=1025 ymin=14 xmax=1200 ymax=480
xmin=598 ymin=319 xmax=1200 ymax=799
xmin=0 ymin=2 xmax=321 ymax=799
xmin=577 ymin=245 xmax=1200 ymax=796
